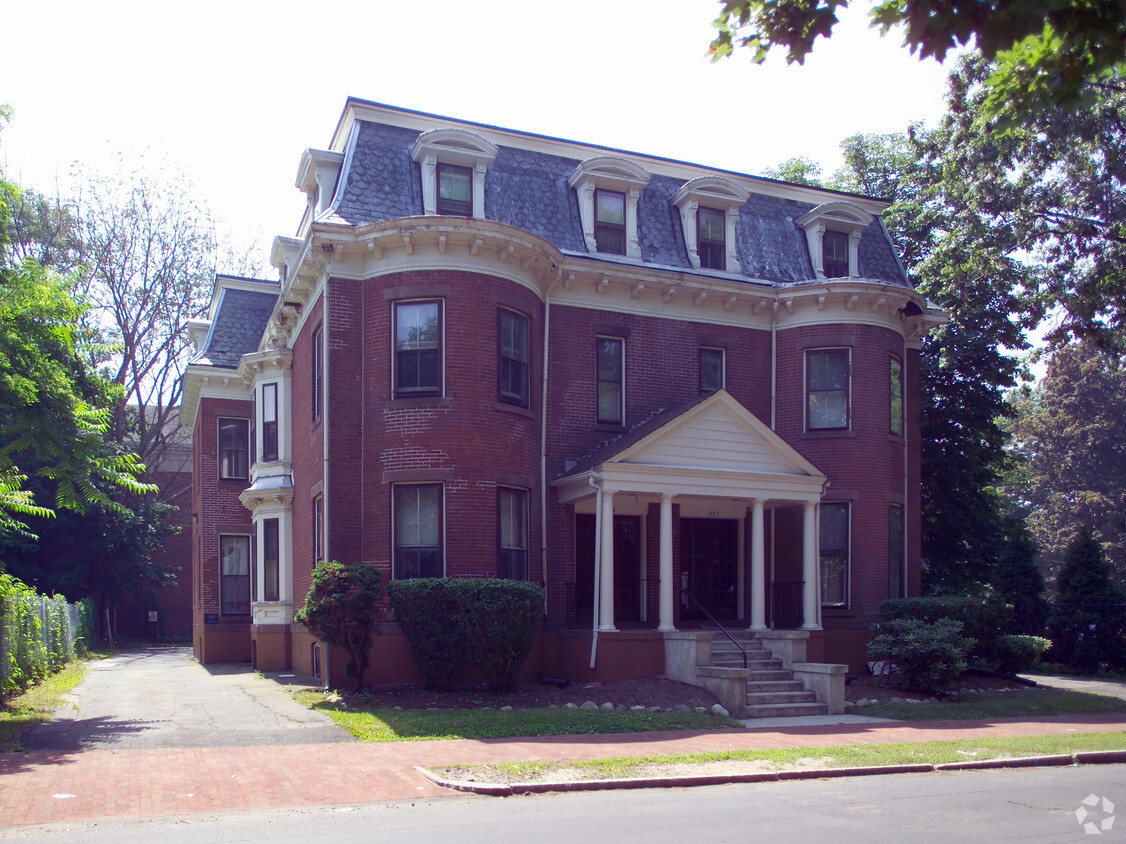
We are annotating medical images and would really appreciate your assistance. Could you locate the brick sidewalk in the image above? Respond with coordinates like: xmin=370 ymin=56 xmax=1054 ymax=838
xmin=3 ymin=715 xmax=1125 ymax=828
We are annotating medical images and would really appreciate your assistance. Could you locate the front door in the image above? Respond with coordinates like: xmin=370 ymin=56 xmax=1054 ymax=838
xmin=680 ymin=518 xmax=738 ymax=621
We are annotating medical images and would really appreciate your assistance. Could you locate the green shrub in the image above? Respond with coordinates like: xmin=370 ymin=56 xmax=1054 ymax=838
xmin=867 ymin=618 xmax=974 ymax=694
xmin=295 ymin=562 xmax=382 ymax=689
xmin=879 ymin=593 xmax=1012 ymax=659
xmin=0 ymin=574 xmax=86 ymax=701
xmin=983 ymin=635 xmax=1052 ymax=674
xmin=388 ymin=578 xmax=544 ymax=693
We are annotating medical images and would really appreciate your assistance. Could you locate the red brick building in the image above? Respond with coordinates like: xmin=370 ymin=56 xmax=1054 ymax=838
xmin=181 ymin=100 xmax=941 ymax=705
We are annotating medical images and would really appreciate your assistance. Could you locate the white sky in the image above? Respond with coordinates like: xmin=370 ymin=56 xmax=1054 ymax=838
xmin=2 ymin=0 xmax=954 ymax=276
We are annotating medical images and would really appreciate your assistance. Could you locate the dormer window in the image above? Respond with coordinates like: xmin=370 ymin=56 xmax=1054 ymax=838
xmin=796 ymin=201 xmax=873 ymax=280
xmin=671 ymin=177 xmax=749 ymax=273
xmin=697 ymin=207 xmax=726 ymax=270
xmin=823 ymin=230 xmax=850 ymax=278
xmin=410 ymin=128 xmax=499 ymax=219
xmin=568 ymin=157 xmax=651 ymax=259
xmin=437 ymin=163 xmax=472 ymax=217
xmin=595 ymin=190 xmax=626 ymax=255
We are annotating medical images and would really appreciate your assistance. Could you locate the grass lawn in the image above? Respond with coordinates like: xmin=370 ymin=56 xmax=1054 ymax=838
xmin=854 ymin=687 xmax=1126 ymax=721
xmin=293 ymin=690 xmax=739 ymax=741
xmin=0 ymin=660 xmax=88 ymax=752
xmin=435 ymin=730 xmax=1126 ymax=785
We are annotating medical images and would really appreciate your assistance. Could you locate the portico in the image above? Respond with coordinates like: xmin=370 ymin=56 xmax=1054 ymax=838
xmin=553 ymin=391 xmax=827 ymax=635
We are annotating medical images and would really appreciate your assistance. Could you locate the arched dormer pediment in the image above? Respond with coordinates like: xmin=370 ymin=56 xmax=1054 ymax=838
xmin=410 ymin=128 xmax=499 ymax=219
xmin=568 ymin=157 xmax=652 ymax=259
xmin=671 ymin=177 xmax=750 ymax=273
xmin=296 ymin=149 xmax=345 ymax=220
xmin=796 ymin=201 xmax=874 ymax=280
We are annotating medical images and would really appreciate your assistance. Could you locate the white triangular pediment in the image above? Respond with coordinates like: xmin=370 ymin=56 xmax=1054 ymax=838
xmin=609 ymin=390 xmax=822 ymax=478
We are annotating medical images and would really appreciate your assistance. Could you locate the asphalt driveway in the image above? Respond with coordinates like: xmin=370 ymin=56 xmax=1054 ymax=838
xmin=24 ymin=646 xmax=352 ymax=751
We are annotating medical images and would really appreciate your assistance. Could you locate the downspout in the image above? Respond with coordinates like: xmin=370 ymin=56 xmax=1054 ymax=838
xmin=540 ymin=278 xmax=560 ymax=597
xmin=769 ymin=300 xmax=778 ymax=623
xmin=321 ymin=272 xmax=332 ymax=689
xmin=903 ymin=332 xmax=910 ymax=598
xmin=589 ymin=476 xmax=602 ymax=669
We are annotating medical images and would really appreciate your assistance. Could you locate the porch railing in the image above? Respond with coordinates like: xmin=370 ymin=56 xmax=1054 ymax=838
xmin=678 ymin=586 xmax=747 ymax=669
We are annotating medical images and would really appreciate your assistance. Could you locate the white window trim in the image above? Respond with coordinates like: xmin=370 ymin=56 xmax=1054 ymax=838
xmin=804 ymin=347 xmax=852 ymax=432
xmin=568 ymin=157 xmax=651 ymax=259
xmin=671 ymin=176 xmax=749 ymax=273
xmin=410 ymin=127 xmax=499 ymax=219
xmin=796 ymin=201 xmax=873 ymax=279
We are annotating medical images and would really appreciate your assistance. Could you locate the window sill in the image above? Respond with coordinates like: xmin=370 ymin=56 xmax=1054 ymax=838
xmin=801 ymin=429 xmax=855 ymax=439
xmin=494 ymin=401 xmax=535 ymax=419
xmin=387 ymin=396 xmax=452 ymax=409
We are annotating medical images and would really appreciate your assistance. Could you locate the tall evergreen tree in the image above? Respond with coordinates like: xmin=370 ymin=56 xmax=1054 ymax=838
xmin=1048 ymin=525 xmax=1126 ymax=671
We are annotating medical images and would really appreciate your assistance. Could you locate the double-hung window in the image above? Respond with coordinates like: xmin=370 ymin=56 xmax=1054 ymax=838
xmin=889 ymin=505 xmax=905 ymax=599
xmin=697 ymin=207 xmax=726 ymax=270
xmin=499 ymin=309 xmax=529 ymax=406
xmin=393 ymin=484 xmax=443 ymax=579
xmin=436 ymin=163 xmax=472 ymax=216
xmin=700 ymin=347 xmax=725 ymax=393
xmin=822 ymin=230 xmax=850 ymax=278
xmin=395 ymin=301 xmax=442 ymax=397
xmin=820 ymin=502 xmax=849 ymax=607
xmin=596 ymin=337 xmax=625 ymax=425
xmin=220 ymin=535 xmax=251 ymax=616
xmin=218 ymin=418 xmax=249 ymax=480
xmin=806 ymin=349 xmax=849 ymax=431
xmin=313 ymin=496 xmax=324 ymax=566
xmin=262 ymin=518 xmax=279 ymax=602
xmin=312 ymin=325 xmax=323 ymax=421
xmin=261 ymin=383 xmax=278 ymax=463
xmin=498 ymin=487 xmax=528 ymax=580
xmin=594 ymin=190 xmax=626 ymax=255
xmin=890 ymin=355 xmax=904 ymax=436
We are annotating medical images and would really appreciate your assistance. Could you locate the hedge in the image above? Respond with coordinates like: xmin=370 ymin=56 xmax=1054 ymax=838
xmin=1 ymin=574 xmax=95 ymax=701
xmin=387 ymin=578 xmax=544 ymax=693
xmin=878 ymin=593 xmax=1012 ymax=660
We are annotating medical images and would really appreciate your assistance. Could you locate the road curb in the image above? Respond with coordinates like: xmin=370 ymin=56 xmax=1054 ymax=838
xmin=418 ymin=751 xmax=1125 ymax=796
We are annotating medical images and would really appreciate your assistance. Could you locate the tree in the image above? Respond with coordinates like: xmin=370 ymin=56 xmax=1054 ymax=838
xmin=295 ymin=562 xmax=383 ymax=689
xmin=709 ymin=0 xmax=1126 ymax=124
xmin=990 ymin=509 xmax=1048 ymax=636
xmin=762 ymin=156 xmax=823 ymax=186
xmin=71 ymin=166 xmax=228 ymax=471
xmin=1047 ymin=525 xmax=1126 ymax=671
xmin=1 ymin=184 xmax=153 ymax=539
xmin=1008 ymin=341 xmax=1126 ymax=583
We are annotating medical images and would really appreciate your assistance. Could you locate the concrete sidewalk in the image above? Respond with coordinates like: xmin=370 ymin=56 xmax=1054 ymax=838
xmin=3 ymin=714 xmax=1125 ymax=828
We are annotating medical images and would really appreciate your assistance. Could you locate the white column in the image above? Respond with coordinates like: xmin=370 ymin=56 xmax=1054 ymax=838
xmin=749 ymin=499 xmax=767 ymax=630
xmin=801 ymin=501 xmax=821 ymax=630
xmin=658 ymin=493 xmax=675 ymax=632
xmin=599 ymin=490 xmax=617 ymax=632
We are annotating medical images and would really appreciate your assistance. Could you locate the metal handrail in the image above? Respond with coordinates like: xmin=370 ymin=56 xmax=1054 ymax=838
xmin=677 ymin=586 xmax=747 ymax=669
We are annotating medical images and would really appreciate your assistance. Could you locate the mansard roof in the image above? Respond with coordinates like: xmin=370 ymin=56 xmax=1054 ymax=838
xmin=325 ymin=101 xmax=908 ymax=288
xmin=189 ymin=279 xmax=279 ymax=369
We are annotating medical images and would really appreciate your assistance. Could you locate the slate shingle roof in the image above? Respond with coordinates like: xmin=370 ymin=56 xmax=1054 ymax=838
xmin=192 ymin=286 xmax=279 ymax=368
xmin=332 ymin=119 xmax=909 ymax=288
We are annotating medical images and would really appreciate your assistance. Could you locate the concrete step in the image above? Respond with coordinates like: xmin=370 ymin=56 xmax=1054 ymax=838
xmin=746 ymin=669 xmax=794 ymax=681
xmin=746 ymin=680 xmax=805 ymax=694
xmin=746 ymin=690 xmax=818 ymax=705
xmin=710 ymin=657 xmax=783 ymax=670
xmin=741 ymin=701 xmax=829 ymax=718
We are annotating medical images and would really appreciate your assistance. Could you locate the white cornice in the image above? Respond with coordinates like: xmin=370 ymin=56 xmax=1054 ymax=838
xmin=178 ymin=363 xmax=253 ymax=430
xmin=263 ymin=218 xmax=935 ymax=351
